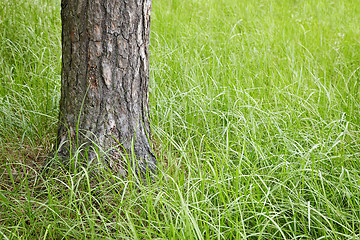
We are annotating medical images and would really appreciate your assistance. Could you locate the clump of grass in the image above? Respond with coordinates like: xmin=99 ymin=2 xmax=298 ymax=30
xmin=1 ymin=0 xmax=360 ymax=239
xmin=0 ymin=0 xmax=61 ymax=166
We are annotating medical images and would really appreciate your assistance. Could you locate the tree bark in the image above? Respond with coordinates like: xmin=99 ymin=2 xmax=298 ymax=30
xmin=57 ymin=0 xmax=156 ymax=176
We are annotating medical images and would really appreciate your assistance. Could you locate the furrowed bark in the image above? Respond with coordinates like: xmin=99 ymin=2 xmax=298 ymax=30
xmin=54 ymin=0 xmax=156 ymax=177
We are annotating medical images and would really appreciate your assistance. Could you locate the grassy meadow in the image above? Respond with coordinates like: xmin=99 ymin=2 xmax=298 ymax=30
xmin=1 ymin=0 xmax=360 ymax=239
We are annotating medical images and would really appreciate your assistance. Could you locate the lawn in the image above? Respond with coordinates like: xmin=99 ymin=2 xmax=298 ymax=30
xmin=1 ymin=0 xmax=360 ymax=239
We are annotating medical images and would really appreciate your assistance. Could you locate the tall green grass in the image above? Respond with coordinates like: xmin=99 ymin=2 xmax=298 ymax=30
xmin=0 ymin=0 xmax=60 ymax=165
xmin=1 ymin=0 xmax=360 ymax=239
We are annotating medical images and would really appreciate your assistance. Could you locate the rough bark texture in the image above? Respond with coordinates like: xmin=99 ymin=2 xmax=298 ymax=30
xmin=57 ymin=0 xmax=156 ymax=176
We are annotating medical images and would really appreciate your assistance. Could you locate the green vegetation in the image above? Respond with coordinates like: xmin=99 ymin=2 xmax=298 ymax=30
xmin=1 ymin=0 xmax=360 ymax=238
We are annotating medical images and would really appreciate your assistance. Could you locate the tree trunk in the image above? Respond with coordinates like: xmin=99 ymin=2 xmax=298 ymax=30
xmin=57 ymin=0 xmax=156 ymax=176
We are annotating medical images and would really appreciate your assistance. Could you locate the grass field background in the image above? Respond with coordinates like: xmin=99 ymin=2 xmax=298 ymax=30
xmin=1 ymin=0 xmax=360 ymax=239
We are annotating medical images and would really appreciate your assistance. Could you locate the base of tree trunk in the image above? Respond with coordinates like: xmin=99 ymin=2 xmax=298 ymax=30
xmin=51 ymin=0 xmax=157 ymax=179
